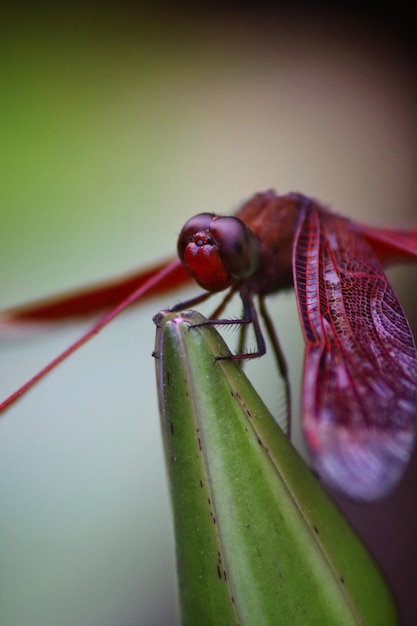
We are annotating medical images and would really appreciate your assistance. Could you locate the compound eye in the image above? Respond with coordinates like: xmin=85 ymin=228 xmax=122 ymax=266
xmin=211 ymin=216 xmax=259 ymax=279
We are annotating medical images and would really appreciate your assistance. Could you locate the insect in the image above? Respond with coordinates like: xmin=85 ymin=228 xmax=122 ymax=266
xmin=1 ymin=191 xmax=417 ymax=501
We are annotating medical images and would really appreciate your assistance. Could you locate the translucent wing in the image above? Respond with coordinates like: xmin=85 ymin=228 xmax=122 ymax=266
xmin=293 ymin=201 xmax=417 ymax=500
xmin=357 ymin=222 xmax=417 ymax=264
xmin=1 ymin=258 xmax=190 ymax=325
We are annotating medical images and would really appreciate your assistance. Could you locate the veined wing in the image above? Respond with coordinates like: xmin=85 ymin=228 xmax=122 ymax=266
xmin=293 ymin=201 xmax=417 ymax=500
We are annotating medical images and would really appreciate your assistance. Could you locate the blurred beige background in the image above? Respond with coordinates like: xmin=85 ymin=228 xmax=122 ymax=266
xmin=0 ymin=5 xmax=416 ymax=626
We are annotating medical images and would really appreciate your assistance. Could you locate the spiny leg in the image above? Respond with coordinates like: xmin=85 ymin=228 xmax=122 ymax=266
xmin=191 ymin=288 xmax=266 ymax=361
xmin=184 ymin=286 xmax=252 ymax=365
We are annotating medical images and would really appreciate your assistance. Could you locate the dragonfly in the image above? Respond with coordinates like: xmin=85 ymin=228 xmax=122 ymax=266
xmin=1 ymin=190 xmax=417 ymax=501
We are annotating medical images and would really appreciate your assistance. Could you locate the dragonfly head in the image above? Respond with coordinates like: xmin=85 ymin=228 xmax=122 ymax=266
xmin=177 ymin=213 xmax=259 ymax=292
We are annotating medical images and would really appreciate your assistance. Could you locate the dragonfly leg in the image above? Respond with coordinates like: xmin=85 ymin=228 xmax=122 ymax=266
xmin=192 ymin=288 xmax=266 ymax=361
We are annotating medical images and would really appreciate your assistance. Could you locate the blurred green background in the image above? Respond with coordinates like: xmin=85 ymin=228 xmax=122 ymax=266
xmin=0 ymin=5 xmax=416 ymax=626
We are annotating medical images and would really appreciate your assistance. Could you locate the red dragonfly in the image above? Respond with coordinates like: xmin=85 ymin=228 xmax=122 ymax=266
xmin=1 ymin=191 xmax=417 ymax=501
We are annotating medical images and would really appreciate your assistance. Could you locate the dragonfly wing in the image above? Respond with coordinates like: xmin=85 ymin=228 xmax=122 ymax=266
xmin=293 ymin=202 xmax=417 ymax=500
xmin=356 ymin=222 xmax=417 ymax=265
xmin=1 ymin=258 xmax=190 ymax=324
